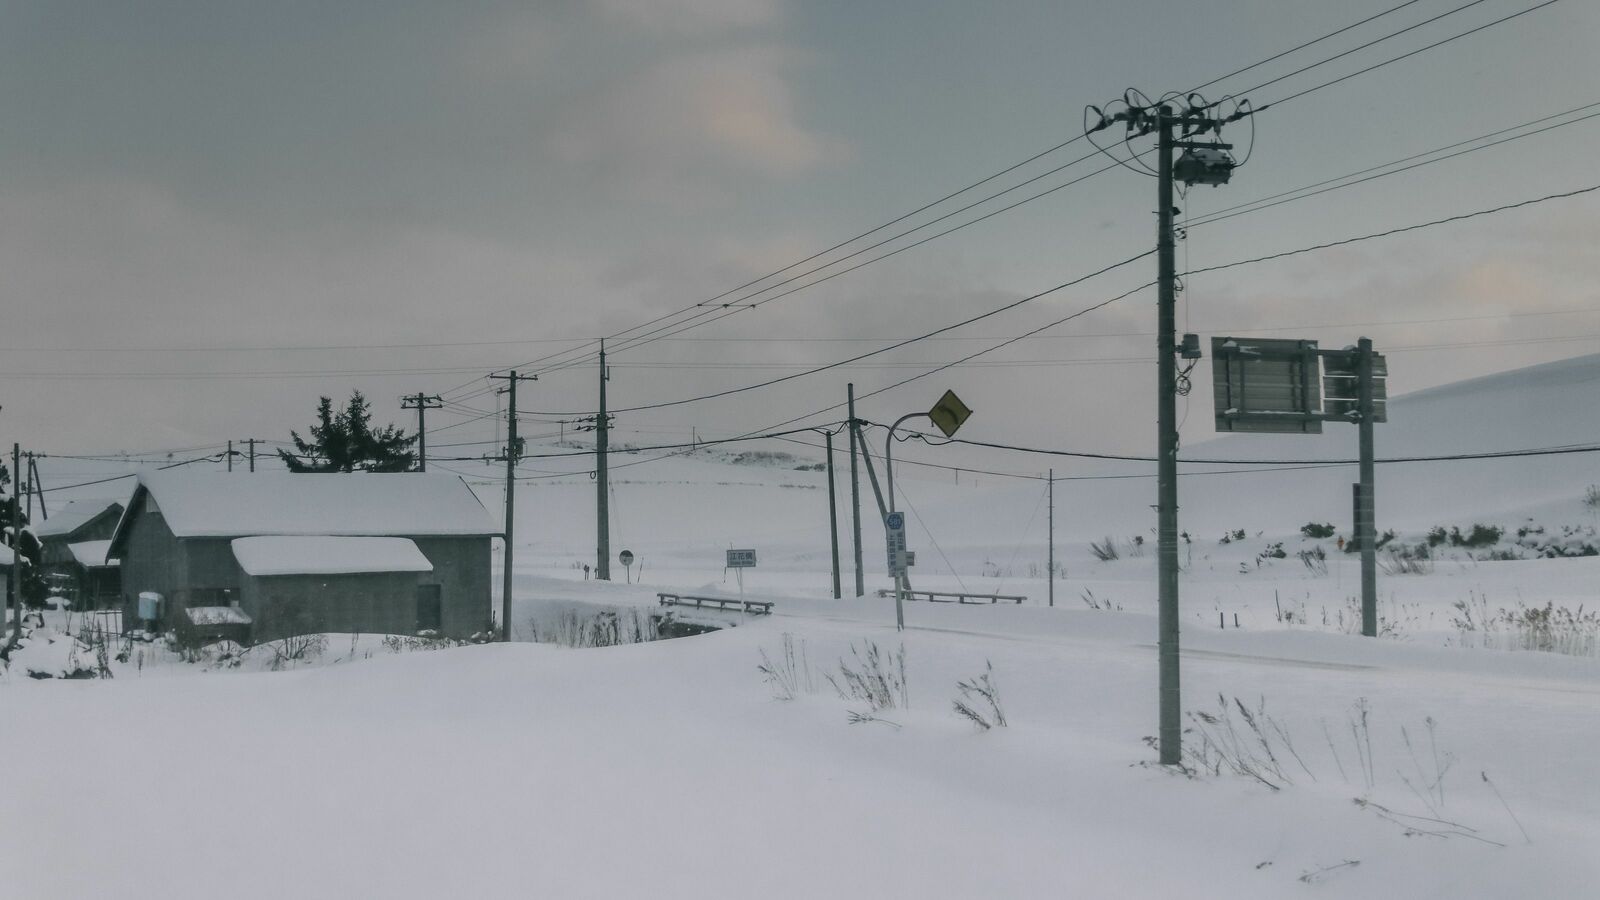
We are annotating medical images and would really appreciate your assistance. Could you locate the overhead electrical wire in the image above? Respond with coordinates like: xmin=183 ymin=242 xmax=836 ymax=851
xmin=468 ymin=0 xmax=1470 ymax=383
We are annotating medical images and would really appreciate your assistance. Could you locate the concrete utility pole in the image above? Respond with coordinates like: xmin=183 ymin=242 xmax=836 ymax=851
xmin=1091 ymin=92 xmax=1247 ymax=766
xmin=401 ymin=393 xmax=444 ymax=472
xmin=9 ymin=443 xmax=20 ymax=649
xmin=28 ymin=454 xmax=47 ymax=521
xmin=227 ymin=439 xmax=234 ymax=473
xmin=596 ymin=339 xmax=611 ymax=581
xmin=1048 ymin=468 xmax=1055 ymax=608
xmin=1153 ymin=109 xmax=1183 ymax=766
xmin=825 ymin=428 xmax=841 ymax=599
xmin=1357 ymin=337 xmax=1378 ymax=637
xmin=490 ymin=371 xmax=536 ymax=640
xmin=847 ymin=384 xmax=864 ymax=597
xmin=237 ymin=438 xmax=262 ymax=473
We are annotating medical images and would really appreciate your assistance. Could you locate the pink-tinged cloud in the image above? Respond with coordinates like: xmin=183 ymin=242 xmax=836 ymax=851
xmin=590 ymin=0 xmax=781 ymax=35
xmin=553 ymin=46 xmax=847 ymax=189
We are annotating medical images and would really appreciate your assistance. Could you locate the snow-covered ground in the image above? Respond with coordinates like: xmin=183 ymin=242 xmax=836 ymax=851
xmin=3 ymin=354 xmax=1599 ymax=898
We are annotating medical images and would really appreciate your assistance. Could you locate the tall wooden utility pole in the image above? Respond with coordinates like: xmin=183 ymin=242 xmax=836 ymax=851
xmin=401 ymin=393 xmax=443 ymax=472
xmin=28 ymin=454 xmax=47 ymax=520
xmin=847 ymin=383 xmax=864 ymax=597
xmin=1090 ymin=92 xmax=1249 ymax=766
xmin=490 ymin=371 xmax=535 ymax=640
xmin=1356 ymin=337 xmax=1378 ymax=637
xmin=242 ymin=438 xmax=260 ymax=473
xmin=825 ymin=428 xmax=841 ymax=599
xmin=9 ymin=443 xmax=20 ymax=649
xmin=227 ymin=439 xmax=234 ymax=473
xmin=1047 ymin=468 xmax=1054 ymax=608
xmin=596 ymin=340 xmax=611 ymax=581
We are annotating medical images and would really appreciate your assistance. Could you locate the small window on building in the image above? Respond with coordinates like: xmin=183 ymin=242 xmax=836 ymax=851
xmin=416 ymin=585 xmax=442 ymax=633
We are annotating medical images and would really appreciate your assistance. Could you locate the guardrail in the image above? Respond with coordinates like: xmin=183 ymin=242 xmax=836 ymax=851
xmin=874 ymin=589 xmax=1026 ymax=605
xmin=657 ymin=593 xmax=774 ymax=616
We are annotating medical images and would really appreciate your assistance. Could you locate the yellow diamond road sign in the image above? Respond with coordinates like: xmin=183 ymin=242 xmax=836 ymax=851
xmin=928 ymin=389 xmax=972 ymax=438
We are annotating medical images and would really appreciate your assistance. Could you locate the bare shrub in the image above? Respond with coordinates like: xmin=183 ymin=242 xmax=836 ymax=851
xmin=1379 ymin=546 xmax=1433 ymax=576
xmin=952 ymin=661 xmax=1006 ymax=730
xmin=1079 ymin=589 xmax=1121 ymax=611
xmin=1297 ymin=546 xmax=1328 ymax=576
xmin=757 ymin=633 xmax=815 ymax=701
xmin=825 ymin=641 xmax=908 ymax=720
xmin=1088 ymin=537 xmax=1119 ymax=562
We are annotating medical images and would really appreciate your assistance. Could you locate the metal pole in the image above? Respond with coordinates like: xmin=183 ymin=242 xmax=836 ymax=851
xmin=29 ymin=454 xmax=47 ymax=520
xmin=847 ymin=384 xmax=864 ymax=597
xmin=1155 ymin=108 xmax=1182 ymax=766
xmin=402 ymin=395 xmax=442 ymax=472
xmin=826 ymin=429 xmax=841 ymax=600
xmin=502 ymin=372 xmax=520 ymax=641
xmin=597 ymin=340 xmax=611 ymax=581
xmin=885 ymin=413 xmax=924 ymax=633
xmin=9 ymin=443 xmax=20 ymax=649
xmin=1357 ymin=337 xmax=1378 ymax=637
xmin=416 ymin=398 xmax=428 ymax=470
xmin=1048 ymin=468 xmax=1054 ymax=608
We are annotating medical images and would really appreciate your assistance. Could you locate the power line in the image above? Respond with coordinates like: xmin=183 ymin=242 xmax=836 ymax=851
xmin=477 ymin=2 xmax=1488 ymax=382
xmin=1186 ymin=183 xmax=1600 ymax=277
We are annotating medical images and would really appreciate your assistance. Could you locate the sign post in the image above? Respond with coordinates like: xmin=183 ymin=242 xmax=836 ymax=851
xmin=725 ymin=548 xmax=756 ymax=603
xmin=883 ymin=389 xmax=972 ymax=632
xmin=1212 ymin=336 xmax=1388 ymax=635
xmin=619 ymin=549 xmax=634 ymax=584
xmin=885 ymin=512 xmax=907 ymax=630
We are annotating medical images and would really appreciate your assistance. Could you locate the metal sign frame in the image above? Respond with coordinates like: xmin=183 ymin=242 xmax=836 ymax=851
xmin=1211 ymin=337 xmax=1323 ymax=433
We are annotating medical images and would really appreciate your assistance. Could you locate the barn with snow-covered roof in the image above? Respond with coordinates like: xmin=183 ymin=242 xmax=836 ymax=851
xmin=106 ymin=472 xmax=499 ymax=644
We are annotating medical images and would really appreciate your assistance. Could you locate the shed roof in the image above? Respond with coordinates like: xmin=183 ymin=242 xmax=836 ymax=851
xmin=231 ymin=536 xmax=435 ymax=577
xmin=68 ymin=540 xmax=118 ymax=569
xmin=114 ymin=471 xmax=498 ymax=542
xmin=34 ymin=498 xmax=124 ymax=539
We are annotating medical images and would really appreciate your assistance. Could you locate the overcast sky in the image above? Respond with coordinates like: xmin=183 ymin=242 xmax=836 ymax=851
xmin=4 ymin=0 xmax=1598 ymax=477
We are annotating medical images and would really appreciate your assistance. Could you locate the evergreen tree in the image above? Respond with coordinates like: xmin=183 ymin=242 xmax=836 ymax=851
xmin=278 ymin=391 xmax=417 ymax=473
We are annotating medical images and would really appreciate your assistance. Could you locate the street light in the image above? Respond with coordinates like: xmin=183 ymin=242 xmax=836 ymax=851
xmin=882 ymin=390 xmax=972 ymax=630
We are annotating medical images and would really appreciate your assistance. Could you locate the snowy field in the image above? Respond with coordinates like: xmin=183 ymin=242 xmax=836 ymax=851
xmin=3 ymin=355 xmax=1599 ymax=898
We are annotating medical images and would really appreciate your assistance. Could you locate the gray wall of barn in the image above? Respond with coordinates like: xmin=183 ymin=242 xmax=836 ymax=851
xmin=116 ymin=494 xmax=187 ymax=626
xmin=116 ymin=496 xmax=491 ymax=640
xmin=240 ymin=571 xmax=426 ymax=641
xmin=412 ymin=536 xmax=493 ymax=638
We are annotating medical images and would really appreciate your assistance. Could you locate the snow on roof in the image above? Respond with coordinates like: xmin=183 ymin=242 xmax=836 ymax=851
xmin=231 ymin=536 xmax=435 ymax=577
xmin=68 ymin=540 xmax=118 ymax=568
xmin=184 ymin=606 xmax=252 ymax=626
xmin=127 ymin=472 xmax=498 ymax=539
xmin=34 ymin=498 xmax=123 ymax=538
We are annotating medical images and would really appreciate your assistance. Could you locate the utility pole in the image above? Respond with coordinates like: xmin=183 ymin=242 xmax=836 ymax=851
xmin=1048 ymin=468 xmax=1055 ymax=608
xmin=227 ymin=439 xmax=234 ymax=473
xmin=596 ymin=339 xmax=611 ymax=581
xmin=1357 ymin=337 xmax=1378 ymax=637
xmin=28 ymin=453 xmax=47 ymax=520
xmin=825 ymin=429 xmax=841 ymax=599
xmin=490 ymin=371 xmax=536 ymax=641
xmin=401 ymin=393 xmax=443 ymax=472
xmin=23 ymin=453 xmax=33 ymax=521
xmin=847 ymin=383 xmax=864 ymax=597
xmin=1090 ymin=93 xmax=1247 ymax=767
xmin=1153 ymin=108 xmax=1183 ymax=767
xmin=9 ymin=443 xmax=20 ymax=649
xmin=242 ymin=438 xmax=260 ymax=473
